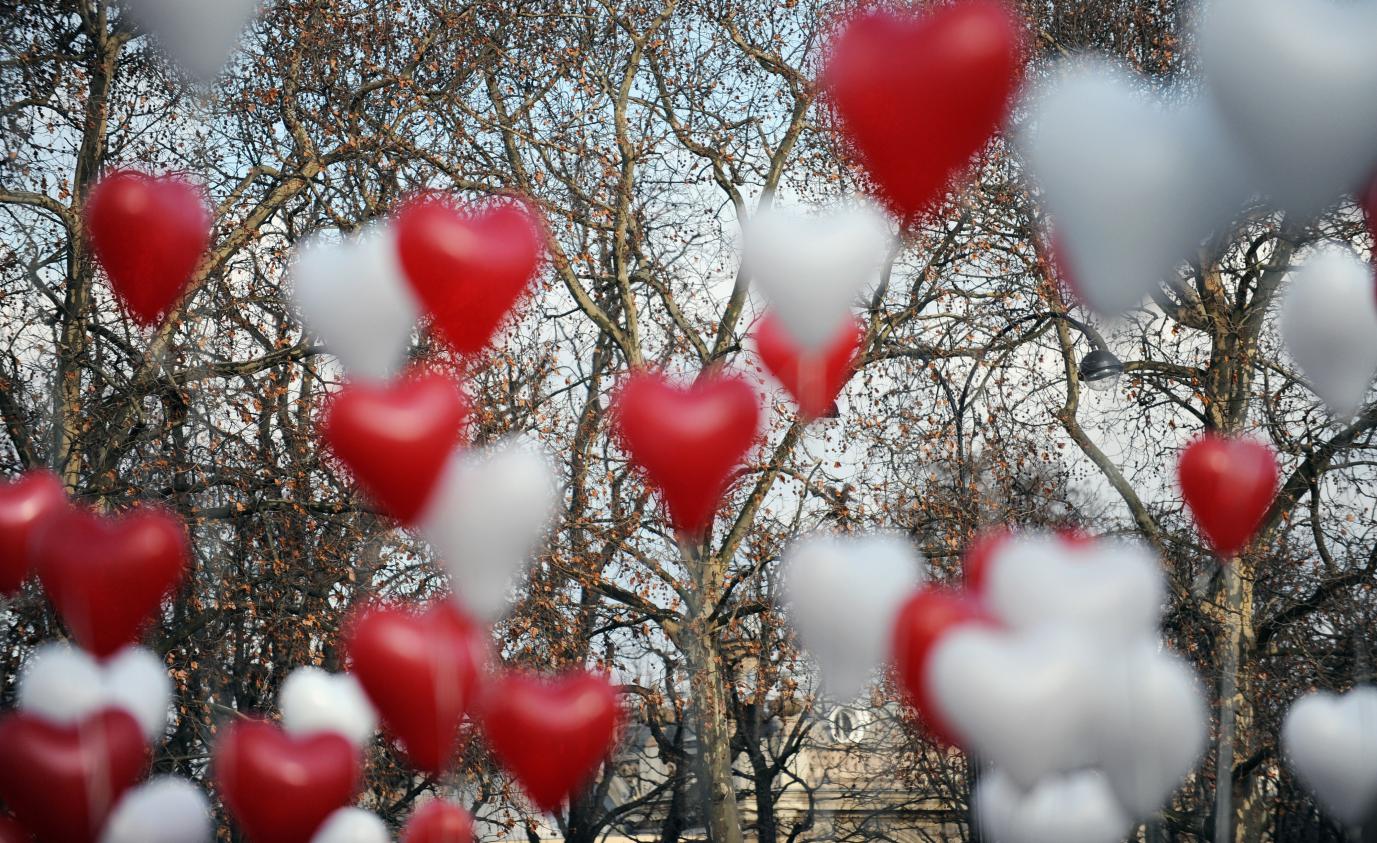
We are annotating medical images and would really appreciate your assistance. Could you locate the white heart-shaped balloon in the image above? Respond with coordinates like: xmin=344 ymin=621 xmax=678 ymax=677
xmin=782 ymin=532 xmax=923 ymax=700
xmin=310 ymin=808 xmax=389 ymax=843
xmin=99 ymin=777 xmax=212 ymax=843
xmin=927 ymin=625 xmax=1098 ymax=788
xmin=280 ymin=666 xmax=378 ymax=751
xmin=1279 ymin=244 xmax=1377 ymax=419
xmin=1198 ymin=0 xmax=1377 ymax=218
xmin=744 ymin=200 xmax=891 ymax=351
xmin=976 ymin=768 xmax=1133 ymax=843
xmin=1020 ymin=59 xmax=1245 ymax=316
xmin=1282 ymin=686 xmax=1377 ymax=826
xmin=19 ymin=643 xmax=171 ymax=741
xmin=1090 ymin=641 xmax=1207 ymax=817
xmin=982 ymin=533 xmax=1163 ymax=642
xmin=290 ymin=224 xmax=419 ymax=382
xmin=122 ymin=0 xmax=260 ymax=82
xmin=419 ymin=439 xmax=558 ymax=622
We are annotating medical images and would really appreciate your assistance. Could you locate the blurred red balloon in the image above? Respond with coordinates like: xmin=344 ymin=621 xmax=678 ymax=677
xmin=402 ymin=800 xmax=475 ymax=843
xmin=961 ymin=527 xmax=1012 ymax=593
xmin=345 ymin=601 xmax=482 ymax=775
xmin=320 ymin=370 xmax=467 ymax=524
xmin=33 ymin=506 xmax=188 ymax=659
xmin=395 ymin=195 xmax=543 ymax=357
xmin=754 ymin=313 xmax=862 ymax=421
xmin=1178 ymin=434 xmax=1278 ymax=559
xmin=0 ymin=470 xmax=66 ymax=596
xmin=0 ymin=709 xmax=148 ymax=843
xmin=821 ymin=2 xmax=1024 ymax=222
xmin=479 ymin=672 xmax=622 ymax=812
xmin=613 ymin=371 xmax=759 ymax=533
xmin=0 ymin=816 xmax=28 ymax=843
xmin=215 ymin=720 xmax=359 ymax=843
xmin=84 ymin=171 xmax=210 ymax=326
xmin=891 ymin=586 xmax=993 ymax=745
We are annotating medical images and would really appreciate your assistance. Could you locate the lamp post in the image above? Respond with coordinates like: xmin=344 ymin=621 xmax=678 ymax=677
xmin=1078 ymin=347 xmax=1125 ymax=392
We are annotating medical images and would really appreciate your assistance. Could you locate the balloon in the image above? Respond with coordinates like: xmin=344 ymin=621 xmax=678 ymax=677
xmin=343 ymin=601 xmax=482 ymax=775
xmin=32 ymin=506 xmax=188 ymax=659
xmin=1279 ymin=244 xmax=1377 ymax=419
xmin=319 ymin=371 xmax=467 ymax=524
xmin=419 ymin=440 xmax=558 ymax=622
xmin=394 ymin=196 xmax=543 ymax=357
xmin=1019 ymin=60 xmax=1245 ymax=316
xmin=0 ymin=816 xmax=27 ymax=843
xmin=0 ymin=709 xmax=149 ymax=843
xmin=401 ymin=801 xmax=474 ymax=843
xmin=612 ymin=371 xmax=760 ymax=533
xmin=975 ymin=768 xmax=1132 ymax=843
xmin=1282 ymin=687 xmax=1377 ymax=826
xmin=890 ymin=586 xmax=991 ymax=745
xmin=743 ymin=202 xmax=888 ymax=352
xmin=479 ymin=672 xmax=622 ymax=812
xmin=122 ymin=0 xmax=259 ymax=81
xmin=1177 ymin=434 xmax=1278 ymax=558
xmin=753 ymin=313 xmax=862 ymax=421
xmin=961 ymin=527 xmax=1012 ymax=593
xmin=1197 ymin=0 xmax=1377 ymax=218
xmin=279 ymin=667 xmax=378 ymax=751
xmin=84 ymin=171 xmax=211 ymax=325
xmin=290 ymin=224 xmax=419 ymax=382
xmin=0 ymin=470 xmax=65 ymax=596
xmin=821 ymin=2 xmax=1024 ymax=221
xmin=781 ymin=532 xmax=922 ymax=700
xmin=309 ymin=808 xmax=388 ymax=843
xmin=214 ymin=720 xmax=359 ymax=843
xmin=98 ymin=777 xmax=212 ymax=843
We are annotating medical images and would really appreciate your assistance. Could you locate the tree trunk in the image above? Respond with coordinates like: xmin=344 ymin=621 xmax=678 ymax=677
xmin=683 ymin=627 xmax=745 ymax=843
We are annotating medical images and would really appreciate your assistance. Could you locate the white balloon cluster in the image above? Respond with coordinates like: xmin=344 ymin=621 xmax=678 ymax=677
xmin=1282 ymin=686 xmax=1377 ymax=828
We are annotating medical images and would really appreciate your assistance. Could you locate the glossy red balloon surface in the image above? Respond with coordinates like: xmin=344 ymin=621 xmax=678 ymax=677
xmin=395 ymin=196 xmax=543 ymax=357
xmin=479 ymin=672 xmax=622 ymax=812
xmin=33 ymin=506 xmax=188 ymax=659
xmin=345 ymin=601 xmax=482 ymax=775
xmin=753 ymin=313 xmax=862 ymax=421
xmin=0 ymin=470 xmax=66 ymax=596
xmin=0 ymin=709 xmax=148 ymax=843
xmin=0 ymin=816 xmax=29 ymax=843
xmin=215 ymin=720 xmax=359 ymax=843
xmin=319 ymin=371 xmax=467 ymax=524
xmin=821 ymin=2 xmax=1024 ymax=222
xmin=891 ymin=586 xmax=992 ymax=746
xmin=401 ymin=800 xmax=475 ymax=843
xmin=1177 ymin=434 xmax=1278 ymax=559
xmin=84 ymin=171 xmax=211 ymax=325
xmin=613 ymin=371 xmax=759 ymax=533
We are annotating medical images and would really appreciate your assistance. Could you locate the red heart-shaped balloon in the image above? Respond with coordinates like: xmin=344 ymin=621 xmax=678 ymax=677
xmin=33 ymin=506 xmax=188 ymax=659
xmin=613 ymin=372 xmax=760 ymax=533
xmin=84 ymin=171 xmax=211 ymax=325
xmin=215 ymin=720 xmax=359 ymax=843
xmin=0 ymin=470 xmax=66 ymax=596
xmin=345 ymin=601 xmax=483 ymax=775
xmin=1178 ymin=434 xmax=1278 ymax=559
xmin=754 ymin=313 xmax=862 ymax=420
xmin=401 ymin=800 xmax=474 ymax=843
xmin=0 ymin=709 xmax=149 ymax=843
xmin=479 ymin=672 xmax=622 ymax=812
xmin=320 ymin=371 xmax=467 ymax=524
xmin=822 ymin=3 xmax=1024 ymax=221
xmin=891 ymin=586 xmax=992 ymax=747
xmin=394 ymin=196 xmax=543 ymax=357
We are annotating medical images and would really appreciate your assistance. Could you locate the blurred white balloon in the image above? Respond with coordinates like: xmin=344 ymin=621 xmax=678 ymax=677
xmin=280 ymin=666 xmax=378 ymax=751
xmin=1279 ymin=244 xmax=1377 ymax=420
xmin=99 ymin=777 xmax=212 ymax=843
xmin=976 ymin=768 xmax=1133 ymax=843
xmin=782 ymin=532 xmax=922 ymax=700
xmin=1020 ymin=59 xmax=1244 ymax=316
xmin=1198 ymin=0 xmax=1377 ymax=218
xmin=310 ymin=807 xmax=389 ymax=843
xmin=1282 ymin=686 xmax=1377 ymax=826
xmin=744 ymin=201 xmax=891 ymax=351
xmin=19 ymin=643 xmax=170 ymax=741
xmin=290 ymin=224 xmax=419 ymax=382
xmin=420 ymin=439 xmax=558 ymax=622
xmin=122 ymin=0 xmax=260 ymax=83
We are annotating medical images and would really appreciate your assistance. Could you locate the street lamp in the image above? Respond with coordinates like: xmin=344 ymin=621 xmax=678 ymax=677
xmin=1078 ymin=347 xmax=1124 ymax=392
